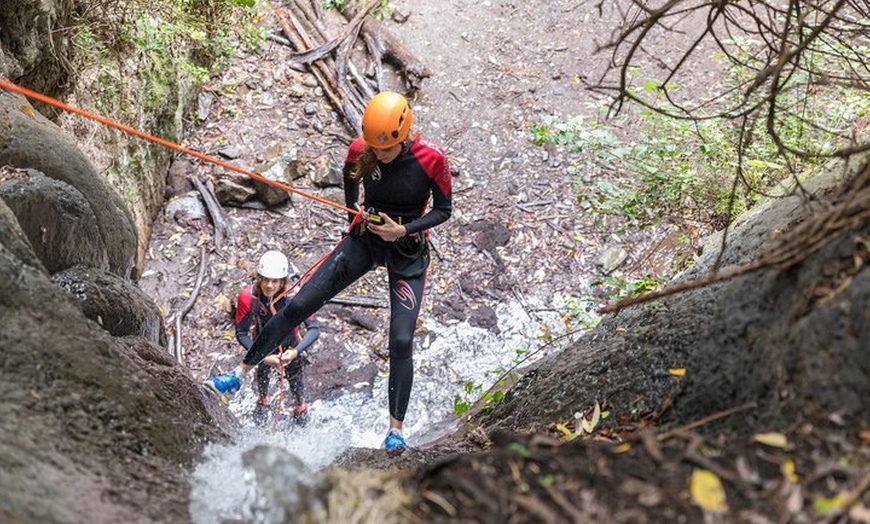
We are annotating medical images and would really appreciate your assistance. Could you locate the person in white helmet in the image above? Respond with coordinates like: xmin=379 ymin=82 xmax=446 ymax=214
xmin=210 ymin=250 xmax=320 ymax=426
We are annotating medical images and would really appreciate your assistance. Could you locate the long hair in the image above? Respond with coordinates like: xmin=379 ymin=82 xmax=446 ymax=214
xmin=348 ymin=137 xmax=414 ymax=182
xmin=253 ymin=275 xmax=288 ymax=299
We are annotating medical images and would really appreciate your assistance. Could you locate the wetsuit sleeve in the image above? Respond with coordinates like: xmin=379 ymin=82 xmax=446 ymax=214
xmin=234 ymin=289 xmax=255 ymax=350
xmin=293 ymin=317 xmax=320 ymax=354
xmin=404 ymin=149 xmax=452 ymax=235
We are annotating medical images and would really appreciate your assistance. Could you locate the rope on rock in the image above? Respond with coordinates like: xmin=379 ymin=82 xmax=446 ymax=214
xmin=0 ymin=78 xmax=361 ymax=219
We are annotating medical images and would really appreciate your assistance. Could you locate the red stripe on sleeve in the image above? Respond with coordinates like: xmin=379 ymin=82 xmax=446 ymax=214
xmin=413 ymin=138 xmax=452 ymax=196
xmin=235 ymin=285 xmax=254 ymax=325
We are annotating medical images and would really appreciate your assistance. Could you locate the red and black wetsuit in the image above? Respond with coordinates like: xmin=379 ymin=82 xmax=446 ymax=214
xmin=243 ymin=135 xmax=452 ymax=423
xmin=235 ymin=284 xmax=320 ymax=406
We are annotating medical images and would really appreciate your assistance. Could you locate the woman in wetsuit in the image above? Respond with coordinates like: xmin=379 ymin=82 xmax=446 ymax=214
xmin=203 ymin=91 xmax=452 ymax=450
xmin=232 ymin=250 xmax=319 ymax=426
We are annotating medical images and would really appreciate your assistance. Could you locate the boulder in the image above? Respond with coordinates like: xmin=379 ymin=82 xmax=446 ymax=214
xmin=0 ymin=168 xmax=109 ymax=273
xmin=53 ymin=265 xmax=168 ymax=346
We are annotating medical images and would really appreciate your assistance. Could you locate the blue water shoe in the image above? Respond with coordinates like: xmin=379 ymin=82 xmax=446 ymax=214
xmin=384 ymin=428 xmax=406 ymax=451
xmin=202 ymin=373 xmax=241 ymax=397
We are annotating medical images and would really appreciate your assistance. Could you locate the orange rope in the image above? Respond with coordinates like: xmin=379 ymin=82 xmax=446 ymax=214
xmin=272 ymin=351 xmax=287 ymax=431
xmin=0 ymin=78 xmax=361 ymax=219
xmin=267 ymin=247 xmax=332 ymax=431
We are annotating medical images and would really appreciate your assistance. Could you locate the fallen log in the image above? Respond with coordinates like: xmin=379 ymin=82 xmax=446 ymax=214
xmin=292 ymin=0 xmax=371 ymax=113
xmin=286 ymin=7 xmax=367 ymax=119
xmin=192 ymin=176 xmax=232 ymax=251
xmin=275 ymin=7 xmax=362 ymax=133
xmin=339 ymin=7 xmax=432 ymax=91
xmin=166 ymin=245 xmax=209 ymax=363
xmin=327 ymin=295 xmax=387 ymax=308
xmin=284 ymin=0 xmax=377 ymax=66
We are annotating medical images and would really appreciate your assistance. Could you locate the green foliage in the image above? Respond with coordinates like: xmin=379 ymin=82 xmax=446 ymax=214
xmin=562 ymin=296 xmax=600 ymax=333
xmin=453 ymin=378 xmax=507 ymax=417
xmin=594 ymin=274 xmax=665 ymax=302
xmin=452 ymin=349 xmax=525 ymax=417
xmin=716 ymin=35 xmax=870 ymax=160
xmin=71 ymin=26 xmax=109 ymax=62
xmin=70 ymin=0 xmax=264 ymax=87
xmin=533 ymin=53 xmax=870 ymax=234
xmin=532 ymin=113 xmax=732 ymax=230
xmin=321 ymin=0 xmax=392 ymax=19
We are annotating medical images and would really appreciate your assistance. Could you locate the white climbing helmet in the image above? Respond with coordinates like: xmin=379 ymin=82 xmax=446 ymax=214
xmin=257 ymin=250 xmax=290 ymax=279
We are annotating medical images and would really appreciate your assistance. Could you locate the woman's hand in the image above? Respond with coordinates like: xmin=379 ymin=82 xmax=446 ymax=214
xmin=367 ymin=213 xmax=407 ymax=242
xmin=262 ymin=354 xmax=282 ymax=368
xmin=262 ymin=349 xmax=299 ymax=368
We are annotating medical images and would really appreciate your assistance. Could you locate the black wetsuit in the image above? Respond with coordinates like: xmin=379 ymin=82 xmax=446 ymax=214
xmin=235 ymin=284 xmax=320 ymax=405
xmin=242 ymin=135 xmax=452 ymax=422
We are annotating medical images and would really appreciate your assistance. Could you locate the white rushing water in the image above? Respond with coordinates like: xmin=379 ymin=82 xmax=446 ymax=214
xmin=188 ymin=293 xmax=593 ymax=524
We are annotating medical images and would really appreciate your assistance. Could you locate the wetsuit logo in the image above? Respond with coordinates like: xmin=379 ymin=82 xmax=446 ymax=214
xmin=392 ymin=280 xmax=417 ymax=311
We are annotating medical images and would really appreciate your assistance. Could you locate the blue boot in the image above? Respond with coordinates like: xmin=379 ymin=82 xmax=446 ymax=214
xmin=202 ymin=373 xmax=241 ymax=397
xmin=383 ymin=428 xmax=406 ymax=450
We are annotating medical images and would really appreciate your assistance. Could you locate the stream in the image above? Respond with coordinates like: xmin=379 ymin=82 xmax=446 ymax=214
xmin=187 ymin=292 xmax=593 ymax=523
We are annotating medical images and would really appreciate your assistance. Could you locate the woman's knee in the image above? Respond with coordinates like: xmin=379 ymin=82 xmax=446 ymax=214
xmin=389 ymin=333 xmax=414 ymax=360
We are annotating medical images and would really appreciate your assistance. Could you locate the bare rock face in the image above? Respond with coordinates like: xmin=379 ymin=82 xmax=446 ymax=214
xmin=0 ymin=195 xmax=233 ymax=524
xmin=481 ymin=157 xmax=870 ymax=437
xmin=0 ymin=168 xmax=110 ymax=273
xmin=0 ymin=59 xmax=235 ymax=522
xmin=0 ymin=196 xmax=45 ymax=270
xmin=0 ymin=92 xmax=138 ymax=278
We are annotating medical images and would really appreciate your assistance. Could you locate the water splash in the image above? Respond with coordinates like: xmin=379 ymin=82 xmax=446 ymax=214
xmin=188 ymin=294 xmax=586 ymax=523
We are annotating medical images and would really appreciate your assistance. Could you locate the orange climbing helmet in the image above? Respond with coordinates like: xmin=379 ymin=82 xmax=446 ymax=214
xmin=361 ymin=91 xmax=414 ymax=149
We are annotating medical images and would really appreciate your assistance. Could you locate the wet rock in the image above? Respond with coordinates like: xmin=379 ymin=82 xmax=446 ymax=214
xmin=0 ymin=168 xmax=110 ymax=274
xmin=432 ymin=299 xmax=467 ymax=322
xmin=334 ymin=307 xmax=380 ymax=332
xmin=0 ymin=194 xmax=45 ymax=272
xmin=242 ymin=446 xmax=325 ymax=523
xmin=468 ymin=305 xmax=499 ymax=334
xmin=465 ymin=220 xmax=511 ymax=260
xmin=308 ymin=347 xmax=379 ymax=402
xmin=0 ymin=199 xmax=232 ymax=523
xmin=53 ymin=265 xmax=167 ymax=346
